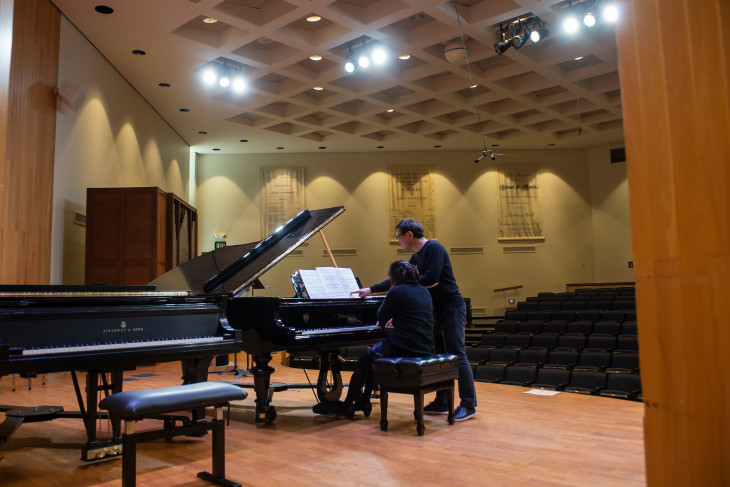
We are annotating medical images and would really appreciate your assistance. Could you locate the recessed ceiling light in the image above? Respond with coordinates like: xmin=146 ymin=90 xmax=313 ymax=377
xmin=132 ymin=49 xmax=146 ymax=55
xmin=203 ymin=17 xmax=218 ymax=24
xmin=309 ymin=55 xmax=322 ymax=61
xmin=470 ymin=84 xmax=477 ymax=89
xmin=212 ymin=148 xmax=221 ymax=151
xmin=433 ymin=145 xmax=442 ymax=148
xmin=158 ymin=82 xmax=170 ymax=87
xmin=386 ymin=109 xmax=394 ymax=113
xmin=240 ymin=139 xmax=248 ymax=142
xmin=319 ymin=146 xmax=327 ymax=149
xmin=198 ymin=131 xmax=207 ymax=134
xmin=574 ymin=56 xmax=584 ymax=61
xmin=547 ymin=143 xmax=556 ymax=147
xmin=276 ymin=147 xmax=285 ymax=150
xmin=313 ymin=86 xmax=324 ymax=91
xmin=179 ymin=108 xmax=190 ymax=112
xmin=398 ymin=54 xmax=411 ymax=60
xmin=94 ymin=5 xmax=113 ymax=14
xmin=376 ymin=146 xmax=384 ymax=149
xmin=307 ymin=15 xmax=322 ymax=22
xmin=491 ymin=144 xmax=499 ymax=147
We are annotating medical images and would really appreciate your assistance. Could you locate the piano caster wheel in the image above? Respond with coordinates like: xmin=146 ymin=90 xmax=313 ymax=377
xmin=267 ymin=407 xmax=277 ymax=423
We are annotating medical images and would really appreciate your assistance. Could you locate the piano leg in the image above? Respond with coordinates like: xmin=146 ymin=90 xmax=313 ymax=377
xmin=316 ymin=350 xmax=344 ymax=403
xmin=250 ymin=354 xmax=277 ymax=424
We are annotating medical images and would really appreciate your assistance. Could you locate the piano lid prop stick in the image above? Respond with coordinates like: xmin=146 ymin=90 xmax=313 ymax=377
xmin=319 ymin=231 xmax=337 ymax=268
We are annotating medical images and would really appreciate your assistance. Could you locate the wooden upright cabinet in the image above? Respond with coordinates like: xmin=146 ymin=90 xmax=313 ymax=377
xmin=84 ymin=187 xmax=198 ymax=285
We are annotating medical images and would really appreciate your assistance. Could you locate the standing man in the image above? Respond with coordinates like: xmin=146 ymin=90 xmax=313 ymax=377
xmin=356 ymin=218 xmax=477 ymax=421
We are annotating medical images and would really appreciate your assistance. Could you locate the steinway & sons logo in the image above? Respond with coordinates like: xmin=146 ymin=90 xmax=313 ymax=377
xmin=102 ymin=321 xmax=144 ymax=333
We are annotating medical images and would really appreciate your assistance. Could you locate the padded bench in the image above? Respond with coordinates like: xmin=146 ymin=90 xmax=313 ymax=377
xmin=99 ymin=382 xmax=247 ymax=487
xmin=372 ymin=354 xmax=459 ymax=436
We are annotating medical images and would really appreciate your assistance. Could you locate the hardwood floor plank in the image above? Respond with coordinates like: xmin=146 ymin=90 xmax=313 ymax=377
xmin=0 ymin=359 xmax=645 ymax=486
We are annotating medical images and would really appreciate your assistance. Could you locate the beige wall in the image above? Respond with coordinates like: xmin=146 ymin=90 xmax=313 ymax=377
xmin=50 ymin=17 xmax=191 ymax=284
xmin=586 ymin=145 xmax=635 ymax=282
xmin=196 ymin=148 xmax=630 ymax=315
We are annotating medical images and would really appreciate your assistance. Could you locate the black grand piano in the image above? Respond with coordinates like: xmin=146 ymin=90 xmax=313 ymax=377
xmin=150 ymin=206 xmax=386 ymax=424
xmin=0 ymin=206 xmax=385 ymax=458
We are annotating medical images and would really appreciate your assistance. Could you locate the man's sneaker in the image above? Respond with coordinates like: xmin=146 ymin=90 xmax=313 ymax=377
xmin=454 ymin=405 xmax=477 ymax=422
xmin=423 ymin=401 xmax=449 ymax=414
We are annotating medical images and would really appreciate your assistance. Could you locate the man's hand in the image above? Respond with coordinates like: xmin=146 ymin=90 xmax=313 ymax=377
xmin=352 ymin=287 xmax=372 ymax=298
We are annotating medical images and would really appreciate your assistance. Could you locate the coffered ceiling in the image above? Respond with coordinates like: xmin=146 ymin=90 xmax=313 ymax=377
xmin=50 ymin=0 xmax=625 ymax=155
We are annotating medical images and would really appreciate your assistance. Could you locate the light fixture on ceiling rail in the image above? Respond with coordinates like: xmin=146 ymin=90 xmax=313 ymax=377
xmin=562 ymin=0 xmax=619 ymax=34
xmin=200 ymin=61 xmax=246 ymax=93
xmin=342 ymin=40 xmax=392 ymax=74
xmin=494 ymin=16 xmax=549 ymax=55
xmin=449 ymin=4 xmax=497 ymax=163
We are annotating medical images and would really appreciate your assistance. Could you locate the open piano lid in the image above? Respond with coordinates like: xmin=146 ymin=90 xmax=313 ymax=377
xmin=149 ymin=206 xmax=345 ymax=296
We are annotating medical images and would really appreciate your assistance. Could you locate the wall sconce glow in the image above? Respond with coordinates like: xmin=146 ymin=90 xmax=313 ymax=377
xmin=219 ymin=76 xmax=230 ymax=88
xmin=232 ymin=77 xmax=245 ymax=92
xmin=309 ymin=55 xmax=322 ymax=61
xmin=202 ymin=68 xmax=216 ymax=85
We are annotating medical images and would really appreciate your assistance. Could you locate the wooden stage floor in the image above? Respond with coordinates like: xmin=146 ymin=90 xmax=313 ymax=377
xmin=0 ymin=357 xmax=646 ymax=486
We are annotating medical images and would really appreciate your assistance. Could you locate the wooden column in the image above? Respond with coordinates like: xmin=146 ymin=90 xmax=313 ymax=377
xmin=0 ymin=0 xmax=60 ymax=284
xmin=616 ymin=0 xmax=730 ymax=484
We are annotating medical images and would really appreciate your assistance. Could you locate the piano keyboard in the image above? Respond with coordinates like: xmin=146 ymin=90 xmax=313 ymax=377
xmin=21 ymin=336 xmax=225 ymax=356
xmin=295 ymin=325 xmax=379 ymax=339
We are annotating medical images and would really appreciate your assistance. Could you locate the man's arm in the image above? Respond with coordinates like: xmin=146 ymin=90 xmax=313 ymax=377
xmin=411 ymin=244 xmax=445 ymax=288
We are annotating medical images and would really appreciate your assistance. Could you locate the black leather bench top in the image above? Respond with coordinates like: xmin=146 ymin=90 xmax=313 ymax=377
xmin=372 ymin=354 xmax=459 ymax=388
xmin=99 ymin=382 xmax=247 ymax=420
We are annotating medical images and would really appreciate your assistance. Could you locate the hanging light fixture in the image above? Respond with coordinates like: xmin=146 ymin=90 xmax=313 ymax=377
xmin=494 ymin=15 xmax=549 ymax=55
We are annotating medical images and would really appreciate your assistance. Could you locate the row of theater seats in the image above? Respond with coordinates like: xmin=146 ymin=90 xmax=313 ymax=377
xmin=468 ymin=347 xmax=639 ymax=372
xmin=480 ymin=331 xmax=639 ymax=352
xmin=517 ymin=286 xmax=636 ymax=311
xmin=473 ymin=363 xmax=642 ymax=401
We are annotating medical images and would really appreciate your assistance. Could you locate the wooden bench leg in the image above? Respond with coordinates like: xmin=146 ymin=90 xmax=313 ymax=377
xmin=379 ymin=391 xmax=389 ymax=432
xmin=122 ymin=421 xmax=137 ymax=487
xmin=414 ymin=391 xmax=425 ymax=436
xmin=447 ymin=383 xmax=455 ymax=425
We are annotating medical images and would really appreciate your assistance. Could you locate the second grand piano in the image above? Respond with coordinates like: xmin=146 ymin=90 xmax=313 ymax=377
xmin=151 ymin=206 xmax=387 ymax=423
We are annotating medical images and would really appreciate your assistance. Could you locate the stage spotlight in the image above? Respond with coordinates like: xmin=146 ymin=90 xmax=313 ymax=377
xmin=494 ymin=39 xmax=511 ymax=54
xmin=219 ymin=76 xmax=230 ymax=88
xmin=371 ymin=45 xmax=387 ymax=65
xmin=564 ymin=15 xmax=579 ymax=34
xmin=602 ymin=3 xmax=619 ymax=22
xmin=232 ymin=77 xmax=245 ymax=92
xmin=202 ymin=68 xmax=216 ymax=85
xmin=583 ymin=12 xmax=596 ymax=27
xmin=344 ymin=59 xmax=355 ymax=73
xmin=511 ymin=33 xmax=526 ymax=49
xmin=357 ymin=54 xmax=370 ymax=68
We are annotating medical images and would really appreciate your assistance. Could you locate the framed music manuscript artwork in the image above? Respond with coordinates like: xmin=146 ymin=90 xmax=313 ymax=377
xmin=496 ymin=167 xmax=545 ymax=241
xmin=260 ymin=167 xmax=306 ymax=238
xmin=387 ymin=166 xmax=436 ymax=242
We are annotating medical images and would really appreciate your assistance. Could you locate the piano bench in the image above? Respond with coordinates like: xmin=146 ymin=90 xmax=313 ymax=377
xmin=372 ymin=354 xmax=459 ymax=436
xmin=99 ymin=382 xmax=247 ymax=487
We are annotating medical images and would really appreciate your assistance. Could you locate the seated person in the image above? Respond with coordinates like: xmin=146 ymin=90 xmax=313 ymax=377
xmin=313 ymin=260 xmax=434 ymax=418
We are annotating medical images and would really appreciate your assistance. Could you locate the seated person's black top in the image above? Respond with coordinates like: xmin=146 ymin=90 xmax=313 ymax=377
xmin=378 ymin=278 xmax=434 ymax=357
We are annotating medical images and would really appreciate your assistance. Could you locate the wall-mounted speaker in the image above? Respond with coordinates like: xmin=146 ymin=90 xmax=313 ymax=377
xmin=610 ymin=147 xmax=626 ymax=163
xmin=57 ymin=81 xmax=85 ymax=111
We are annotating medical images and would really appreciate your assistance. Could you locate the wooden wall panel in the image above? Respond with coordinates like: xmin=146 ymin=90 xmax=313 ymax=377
xmin=0 ymin=0 xmax=60 ymax=284
xmin=616 ymin=0 xmax=730 ymax=484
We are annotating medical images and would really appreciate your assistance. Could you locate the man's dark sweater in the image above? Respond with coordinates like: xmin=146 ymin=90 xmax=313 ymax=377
xmin=371 ymin=240 xmax=462 ymax=309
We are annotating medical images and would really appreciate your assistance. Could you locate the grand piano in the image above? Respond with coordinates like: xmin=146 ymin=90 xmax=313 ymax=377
xmin=0 ymin=206 xmax=384 ymax=459
xmin=150 ymin=206 xmax=387 ymax=424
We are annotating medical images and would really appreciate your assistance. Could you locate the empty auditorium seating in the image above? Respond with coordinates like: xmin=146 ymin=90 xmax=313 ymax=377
xmin=473 ymin=364 xmax=506 ymax=383
xmin=565 ymin=370 xmax=607 ymax=395
xmin=500 ymin=365 xmax=538 ymax=386
xmin=600 ymin=371 xmax=642 ymax=400
xmin=532 ymin=368 xmax=571 ymax=390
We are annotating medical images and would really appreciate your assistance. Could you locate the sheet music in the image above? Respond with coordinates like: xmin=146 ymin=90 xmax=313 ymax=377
xmin=297 ymin=267 xmax=360 ymax=299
